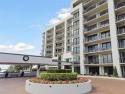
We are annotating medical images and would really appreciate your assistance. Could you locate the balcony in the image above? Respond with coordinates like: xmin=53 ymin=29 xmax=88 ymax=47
xmin=56 ymin=32 xmax=64 ymax=37
xmin=46 ymin=48 xmax=53 ymax=51
xmin=56 ymin=26 xmax=64 ymax=32
xmin=120 ymin=57 xmax=125 ymax=63
xmin=47 ymin=37 xmax=53 ymax=40
xmin=117 ymin=28 xmax=125 ymax=35
xmin=116 ymin=13 xmax=125 ymax=26
xmin=83 ymin=0 xmax=108 ymax=16
xmin=56 ymin=38 xmax=64 ymax=43
xmin=72 ymin=51 xmax=80 ymax=55
xmin=56 ymin=44 xmax=64 ymax=48
xmin=84 ymin=33 xmax=110 ymax=44
xmin=73 ymin=41 xmax=80 ymax=46
xmin=116 ymin=13 xmax=125 ymax=21
xmin=84 ymin=47 xmax=111 ymax=54
xmin=84 ymin=22 xmax=109 ymax=35
xmin=84 ymin=9 xmax=108 ymax=25
xmin=46 ymin=42 xmax=53 ymax=46
xmin=72 ymin=33 xmax=79 ymax=38
xmin=56 ymin=50 xmax=64 ymax=54
xmin=67 ymin=48 xmax=72 ymax=52
xmin=67 ymin=34 xmax=72 ymax=39
xmin=115 ymin=0 xmax=125 ymax=9
xmin=67 ymin=42 xmax=72 ymax=45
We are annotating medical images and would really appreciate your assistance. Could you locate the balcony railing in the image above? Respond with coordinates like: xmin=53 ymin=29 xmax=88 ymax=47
xmin=56 ymin=50 xmax=64 ymax=54
xmin=115 ymin=0 xmax=125 ymax=9
xmin=56 ymin=45 xmax=64 ymax=48
xmin=84 ymin=47 xmax=111 ymax=53
xmin=56 ymin=38 xmax=64 ymax=42
xmin=56 ymin=26 xmax=64 ymax=31
xmin=56 ymin=32 xmax=64 ymax=37
xmin=117 ymin=28 xmax=125 ymax=34
xmin=72 ymin=51 xmax=80 ymax=55
xmin=73 ymin=41 xmax=80 ymax=45
xmin=84 ymin=58 xmax=113 ymax=64
xmin=83 ymin=0 xmax=92 ymax=6
xmin=84 ymin=0 xmax=107 ymax=13
xmin=72 ymin=33 xmax=79 ymax=37
xmin=119 ymin=44 xmax=125 ymax=48
xmin=84 ymin=9 xmax=108 ymax=23
xmin=84 ymin=34 xmax=110 ymax=43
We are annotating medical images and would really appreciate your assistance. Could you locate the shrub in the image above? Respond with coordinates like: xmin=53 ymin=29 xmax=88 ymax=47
xmin=46 ymin=69 xmax=71 ymax=73
xmin=113 ymin=67 xmax=118 ymax=77
xmin=40 ymin=72 xmax=77 ymax=81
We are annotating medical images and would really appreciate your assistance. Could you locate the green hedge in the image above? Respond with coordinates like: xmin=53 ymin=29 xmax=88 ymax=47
xmin=40 ymin=72 xmax=77 ymax=81
xmin=46 ymin=69 xmax=71 ymax=73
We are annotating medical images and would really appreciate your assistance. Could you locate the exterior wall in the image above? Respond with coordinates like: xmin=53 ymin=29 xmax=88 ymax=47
xmin=42 ymin=0 xmax=125 ymax=77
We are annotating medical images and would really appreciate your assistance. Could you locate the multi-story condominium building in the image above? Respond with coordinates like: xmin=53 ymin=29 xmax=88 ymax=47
xmin=42 ymin=0 xmax=125 ymax=77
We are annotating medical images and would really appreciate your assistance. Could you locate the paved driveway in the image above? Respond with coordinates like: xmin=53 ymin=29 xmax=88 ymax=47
xmin=0 ymin=77 xmax=125 ymax=94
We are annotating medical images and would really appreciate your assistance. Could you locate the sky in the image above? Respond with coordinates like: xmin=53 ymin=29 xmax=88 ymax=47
xmin=0 ymin=0 xmax=72 ymax=69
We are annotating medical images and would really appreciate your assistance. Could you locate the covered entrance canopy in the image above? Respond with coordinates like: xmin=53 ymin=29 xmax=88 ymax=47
xmin=0 ymin=52 xmax=71 ymax=66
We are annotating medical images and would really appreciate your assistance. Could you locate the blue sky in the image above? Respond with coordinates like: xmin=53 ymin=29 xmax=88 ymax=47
xmin=0 ymin=0 xmax=72 ymax=69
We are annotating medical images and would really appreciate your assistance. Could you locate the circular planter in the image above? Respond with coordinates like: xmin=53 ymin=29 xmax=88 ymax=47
xmin=25 ymin=79 xmax=92 ymax=94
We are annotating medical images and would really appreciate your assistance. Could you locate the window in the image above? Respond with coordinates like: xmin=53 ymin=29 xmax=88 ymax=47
xmin=73 ymin=56 xmax=80 ymax=63
xmin=119 ymin=39 xmax=125 ymax=48
xmin=117 ymin=25 xmax=125 ymax=34
xmin=102 ymin=42 xmax=111 ymax=50
xmin=88 ymin=44 xmax=98 ymax=52
xmin=73 ymin=12 xmax=79 ymax=19
xmin=101 ymin=31 xmax=110 ymax=38
xmin=73 ymin=20 xmax=79 ymax=27
xmin=67 ymin=46 xmax=71 ymax=51
xmin=73 ymin=38 xmax=80 ymax=45
xmin=88 ymin=55 xmax=99 ymax=64
xmin=73 ymin=29 xmax=79 ymax=36
xmin=102 ymin=54 xmax=112 ymax=63
xmin=73 ymin=47 xmax=80 ymax=54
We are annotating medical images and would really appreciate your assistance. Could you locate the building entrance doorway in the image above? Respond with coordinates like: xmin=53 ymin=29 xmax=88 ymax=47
xmin=89 ymin=67 xmax=99 ymax=75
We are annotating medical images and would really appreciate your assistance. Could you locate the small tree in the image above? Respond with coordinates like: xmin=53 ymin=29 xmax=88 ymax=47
xmin=113 ymin=66 xmax=118 ymax=77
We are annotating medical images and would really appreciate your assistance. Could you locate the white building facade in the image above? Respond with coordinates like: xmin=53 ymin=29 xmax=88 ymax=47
xmin=42 ymin=0 xmax=125 ymax=77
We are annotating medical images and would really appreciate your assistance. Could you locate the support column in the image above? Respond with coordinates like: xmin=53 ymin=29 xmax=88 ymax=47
xmin=53 ymin=27 xmax=56 ymax=57
xmin=72 ymin=64 xmax=74 ymax=72
xmin=108 ymin=0 xmax=122 ymax=77
xmin=30 ymin=65 xmax=32 ymax=72
xmin=99 ymin=66 xmax=104 ymax=75
xmin=79 ymin=3 xmax=85 ymax=74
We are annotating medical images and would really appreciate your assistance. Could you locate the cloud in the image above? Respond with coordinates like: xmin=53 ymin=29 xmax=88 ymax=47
xmin=0 ymin=43 xmax=35 ymax=51
xmin=29 ymin=24 xmax=43 ymax=28
xmin=48 ymin=8 xmax=71 ymax=25
xmin=48 ymin=18 xmax=60 ymax=25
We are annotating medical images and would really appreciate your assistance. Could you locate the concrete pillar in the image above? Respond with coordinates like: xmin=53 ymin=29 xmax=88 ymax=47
xmin=72 ymin=64 xmax=74 ymax=72
xmin=61 ymin=65 xmax=65 ymax=69
xmin=53 ymin=27 xmax=56 ymax=57
xmin=79 ymin=3 xmax=85 ymax=74
xmin=99 ymin=66 xmax=104 ymax=75
xmin=108 ymin=0 xmax=122 ymax=77
xmin=30 ymin=65 xmax=32 ymax=72
xmin=64 ymin=21 xmax=67 ymax=54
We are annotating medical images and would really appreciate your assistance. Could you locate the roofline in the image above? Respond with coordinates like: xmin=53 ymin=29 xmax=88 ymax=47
xmin=42 ymin=15 xmax=72 ymax=33
xmin=0 ymin=52 xmax=51 ymax=58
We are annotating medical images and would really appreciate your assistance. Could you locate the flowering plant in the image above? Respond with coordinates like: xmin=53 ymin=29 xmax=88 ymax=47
xmin=29 ymin=77 xmax=89 ymax=84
